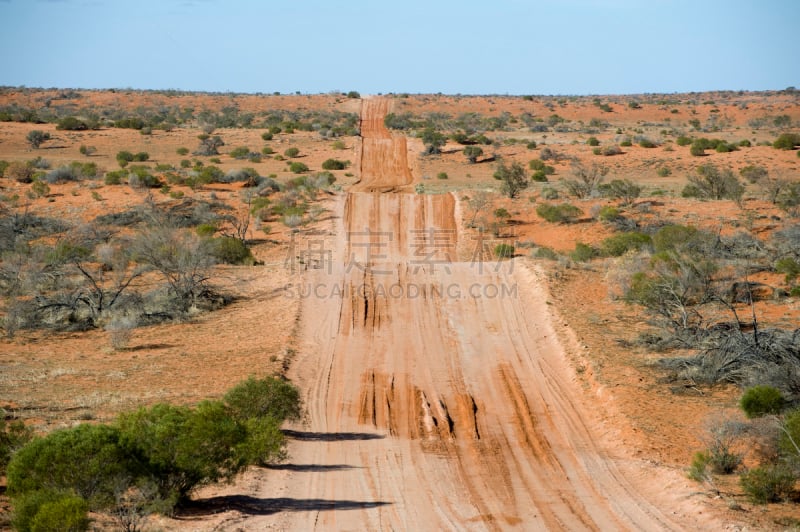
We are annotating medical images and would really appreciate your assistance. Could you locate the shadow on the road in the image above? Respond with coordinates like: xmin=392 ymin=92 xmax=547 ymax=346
xmin=265 ymin=463 xmax=357 ymax=472
xmin=177 ymin=496 xmax=392 ymax=517
xmin=283 ymin=429 xmax=385 ymax=441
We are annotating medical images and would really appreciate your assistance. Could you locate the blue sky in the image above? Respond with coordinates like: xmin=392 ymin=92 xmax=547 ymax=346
xmin=0 ymin=0 xmax=797 ymax=95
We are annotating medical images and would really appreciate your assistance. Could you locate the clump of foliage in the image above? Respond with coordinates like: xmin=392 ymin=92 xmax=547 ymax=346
xmin=739 ymin=385 xmax=785 ymax=418
xmin=493 ymin=161 xmax=528 ymax=198
xmin=535 ymin=203 xmax=583 ymax=224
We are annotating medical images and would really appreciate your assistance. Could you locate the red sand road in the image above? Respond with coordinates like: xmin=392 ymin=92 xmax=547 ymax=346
xmin=207 ymin=98 xmax=732 ymax=531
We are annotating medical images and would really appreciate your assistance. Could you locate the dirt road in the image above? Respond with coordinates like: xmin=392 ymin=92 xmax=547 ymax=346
xmin=216 ymin=98 xmax=727 ymax=531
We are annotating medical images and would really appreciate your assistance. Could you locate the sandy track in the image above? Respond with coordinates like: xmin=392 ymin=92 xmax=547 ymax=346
xmin=224 ymin=99 xmax=725 ymax=531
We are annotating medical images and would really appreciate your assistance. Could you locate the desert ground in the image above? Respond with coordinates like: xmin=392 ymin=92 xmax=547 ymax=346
xmin=1 ymin=87 xmax=799 ymax=530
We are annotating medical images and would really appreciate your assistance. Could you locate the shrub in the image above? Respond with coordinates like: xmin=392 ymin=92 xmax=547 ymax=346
xmin=104 ymin=170 xmax=125 ymax=185
xmin=740 ymin=385 xmax=785 ymax=418
xmin=533 ymin=247 xmax=558 ymax=260
xmin=652 ymin=224 xmax=698 ymax=253
xmin=321 ymin=158 xmax=348 ymax=170
xmin=602 ymin=145 xmax=622 ymax=156
xmin=690 ymin=141 xmax=707 ymax=156
xmin=493 ymin=161 xmax=529 ymax=198
xmin=332 ymin=140 xmax=346 ymax=150
xmin=7 ymin=162 xmax=34 ymax=183
xmin=11 ymin=490 xmax=88 ymax=532
xmin=586 ymin=136 xmax=600 ymax=146
xmin=600 ymin=232 xmax=652 ymax=257
xmin=570 ymin=242 xmax=597 ymax=262
xmin=740 ymin=466 xmax=796 ymax=504
xmin=676 ymin=135 xmax=693 ymax=146
xmin=289 ymin=162 xmax=309 ymax=174
xmin=740 ymin=165 xmax=767 ymax=183
xmin=597 ymin=205 xmax=621 ymax=222
xmin=29 ymin=494 xmax=90 ymax=532
xmin=31 ymin=178 xmax=50 ymax=198
xmin=536 ymin=203 xmax=583 ymax=223
xmin=528 ymin=159 xmax=555 ymax=174
xmin=116 ymin=150 xmax=134 ymax=167
xmin=0 ymin=160 xmax=8 ymax=177
xmin=775 ymin=257 xmax=800 ymax=283
xmin=346 ymin=91 xmax=361 ymax=99
xmin=26 ymin=130 xmax=50 ymax=149
xmin=773 ymin=133 xmax=800 ymax=150
xmin=463 ymin=145 xmax=483 ymax=163
xmin=229 ymin=146 xmax=250 ymax=159
xmin=194 ymin=135 xmax=224 ymax=156
xmin=682 ymin=163 xmax=745 ymax=202
xmin=261 ymin=132 xmax=274 ymax=141
xmin=262 ymin=146 xmax=275 ymax=155
xmin=601 ymin=179 xmax=642 ymax=205
xmin=687 ymin=451 xmax=711 ymax=482
xmin=132 ymin=152 xmax=149 ymax=162
xmin=494 ymin=243 xmax=515 ymax=259
xmin=714 ymin=142 xmax=738 ymax=153
xmin=636 ymin=137 xmax=656 ymax=148
xmin=224 ymin=376 xmax=302 ymax=424
xmin=526 ymin=141 xmax=537 ymax=149
xmin=284 ymin=147 xmax=300 ymax=158
xmin=1 ymin=416 xmax=32 ymax=473
xmin=209 ymin=237 xmax=254 ymax=265
xmin=436 ymin=172 xmax=448 ymax=180
xmin=540 ymin=186 xmax=559 ymax=200
xmin=531 ymin=170 xmax=548 ymax=182
xmin=619 ymin=138 xmax=633 ymax=147
xmin=7 ymin=424 xmax=139 ymax=509
xmin=78 ymin=144 xmax=96 ymax=157
xmin=420 ymin=127 xmax=446 ymax=155
xmin=56 ymin=116 xmax=88 ymax=131
xmin=176 ymin=147 xmax=189 ymax=156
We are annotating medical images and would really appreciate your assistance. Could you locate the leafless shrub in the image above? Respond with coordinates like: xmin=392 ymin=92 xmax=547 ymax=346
xmin=105 ymin=314 xmax=138 ymax=350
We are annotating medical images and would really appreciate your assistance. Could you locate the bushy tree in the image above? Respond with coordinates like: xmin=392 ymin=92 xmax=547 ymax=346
xmin=740 ymin=385 xmax=785 ymax=418
xmin=26 ymin=130 xmax=50 ymax=149
xmin=463 ymin=145 xmax=483 ymax=164
xmin=420 ymin=128 xmax=446 ymax=155
xmin=223 ymin=376 xmax=302 ymax=424
xmin=493 ymin=161 xmax=528 ymax=198
xmin=682 ymin=164 xmax=745 ymax=202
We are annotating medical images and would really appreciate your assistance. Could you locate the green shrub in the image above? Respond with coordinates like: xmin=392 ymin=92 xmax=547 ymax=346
xmin=619 ymin=138 xmax=633 ymax=147
xmin=676 ymin=135 xmax=693 ymax=146
xmin=570 ymin=242 xmax=597 ymax=262
xmin=540 ymin=186 xmax=559 ymax=200
xmin=321 ymin=158 xmax=348 ymax=170
xmin=104 ymin=170 xmax=125 ymax=185
xmin=494 ymin=243 xmax=515 ymax=259
xmin=1 ymin=416 xmax=32 ymax=473
xmin=775 ymin=257 xmax=800 ymax=283
xmin=526 ymin=141 xmax=537 ymax=149
xmin=536 ymin=203 xmax=583 ymax=223
xmin=600 ymin=232 xmax=652 ymax=257
xmin=592 ymin=147 xmax=602 ymax=155
xmin=586 ymin=137 xmax=600 ymax=146
xmin=7 ymin=424 xmax=138 ymax=509
xmin=284 ymin=147 xmax=300 ymax=158
xmin=597 ymin=205 xmax=621 ymax=222
xmin=346 ymin=90 xmax=361 ymax=99
xmin=738 ymin=139 xmax=751 ymax=147
xmin=56 ymin=116 xmax=88 ymax=131
xmin=638 ymin=138 xmax=657 ymax=148
xmin=652 ymin=225 xmax=699 ymax=252
xmin=26 ymin=130 xmax=50 ymax=149
xmin=209 ymin=237 xmax=254 ymax=265
xmin=436 ymin=172 xmax=448 ymax=180
xmin=773 ymin=133 xmax=800 ymax=150
xmin=687 ymin=451 xmax=710 ymax=482
xmin=29 ymin=494 xmax=89 ymax=532
xmin=779 ymin=409 xmax=800 ymax=456
xmin=224 ymin=376 xmax=302 ymax=424
xmin=289 ymin=162 xmax=309 ymax=174
xmin=229 ymin=146 xmax=250 ymax=159
xmin=740 ymin=466 xmax=796 ymax=504
xmin=531 ymin=170 xmax=548 ymax=182
xmin=176 ymin=147 xmax=189 ymax=156
xmin=262 ymin=146 xmax=275 ymax=155
xmin=740 ymin=385 xmax=785 ymax=418
xmin=11 ymin=490 xmax=86 ymax=532
xmin=656 ymin=166 xmax=672 ymax=177
xmin=690 ymin=141 xmax=707 ymax=156
xmin=261 ymin=131 xmax=273 ymax=141
xmin=533 ymin=247 xmax=558 ymax=260
xmin=132 ymin=152 xmax=149 ymax=162
xmin=180 ymin=159 xmax=191 ymax=168
xmin=463 ymin=145 xmax=483 ymax=163
xmin=0 ymin=160 xmax=9 ymax=177
xmin=332 ymin=140 xmax=346 ymax=150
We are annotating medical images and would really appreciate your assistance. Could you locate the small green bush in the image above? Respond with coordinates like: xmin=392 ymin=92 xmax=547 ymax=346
xmin=261 ymin=131 xmax=273 ymax=141
xmin=740 ymin=466 xmax=796 ymax=504
xmin=494 ymin=243 xmax=515 ymax=259
xmin=262 ymin=146 xmax=275 ymax=155
xmin=224 ymin=376 xmax=302 ymax=424
xmin=773 ymin=133 xmax=800 ymax=150
xmin=1 ymin=416 xmax=32 ymax=473
xmin=176 ymin=147 xmax=189 ymax=156
xmin=536 ymin=203 xmax=583 ymax=223
xmin=26 ymin=130 xmax=50 ymax=149
xmin=533 ymin=247 xmax=558 ymax=260
xmin=775 ymin=257 xmax=800 ymax=283
xmin=676 ymin=135 xmax=693 ymax=146
xmin=209 ymin=237 xmax=254 ymax=265
xmin=526 ymin=141 xmax=537 ymax=149
xmin=56 ymin=116 xmax=88 ymax=131
xmin=687 ymin=451 xmax=710 ymax=482
xmin=284 ymin=147 xmax=300 ymax=158
xmin=436 ymin=172 xmax=448 ymax=180
xmin=638 ymin=138 xmax=657 ymax=148
xmin=600 ymin=232 xmax=652 ymax=257
xmin=321 ymin=158 xmax=348 ymax=170
xmin=690 ymin=141 xmax=707 ymax=156
xmin=586 ymin=137 xmax=600 ymax=146
xmin=619 ymin=138 xmax=633 ymax=147
xmin=229 ymin=146 xmax=250 ymax=159
xmin=11 ymin=490 xmax=87 ymax=532
xmin=289 ymin=162 xmax=309 ymax=174
xmin=656 ymin=166 xmax=671 ymax=177
xmin=740 ymin=385 xmax=785 ymax=418
xmin=7 ymin=424 xmax=138 ymax=509
xmin=597 ymin=205 xmax=621 ymax=222
xmin=29 ymin=494 xmax=89 ymax=532
xmin=570 ymin=242 xmax=597 ymax=262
